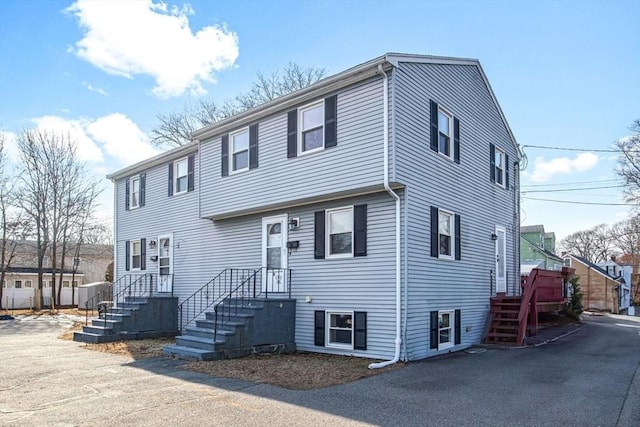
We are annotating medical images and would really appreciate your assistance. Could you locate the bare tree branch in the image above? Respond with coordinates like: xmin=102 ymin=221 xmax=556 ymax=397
xmin=151 ymin=63 xmax=327 ymax=148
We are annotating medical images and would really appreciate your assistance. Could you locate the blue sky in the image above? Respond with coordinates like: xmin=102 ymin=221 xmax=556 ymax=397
xmin=1 ymin=0 xmax=638 ymax=242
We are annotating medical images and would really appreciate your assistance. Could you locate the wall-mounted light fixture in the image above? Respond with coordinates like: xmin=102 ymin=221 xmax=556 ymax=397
xmin=150 ymin=255 xmax=158 ymax=262
xmin=149 ymin=240 xmax=157 ymax=249
xmin=491 ymin=233 xmax=498 ymax=241
xmin=288 ymin=217 xmax=300 ymax=231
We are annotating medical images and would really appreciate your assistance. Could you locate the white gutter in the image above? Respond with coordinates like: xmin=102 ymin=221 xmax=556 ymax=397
xmin=369 ymin=64 xmax=402 ymax=369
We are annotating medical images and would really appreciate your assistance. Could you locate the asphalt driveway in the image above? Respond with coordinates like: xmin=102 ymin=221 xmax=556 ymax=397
xmin=1 ymin=313 xmax=639 ymax=426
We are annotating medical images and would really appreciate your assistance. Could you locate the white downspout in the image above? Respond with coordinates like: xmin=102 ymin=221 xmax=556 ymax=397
xmin=369 ymin=64 xmax=402 ymax=369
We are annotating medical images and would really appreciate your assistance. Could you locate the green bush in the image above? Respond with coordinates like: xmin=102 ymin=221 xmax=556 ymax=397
xmin=564 ymin=276 xmax=583 ymax=320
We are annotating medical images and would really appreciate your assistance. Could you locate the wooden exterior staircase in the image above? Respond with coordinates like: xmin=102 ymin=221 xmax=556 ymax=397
xmin=484 ymin=267 xmax=575 ymax=346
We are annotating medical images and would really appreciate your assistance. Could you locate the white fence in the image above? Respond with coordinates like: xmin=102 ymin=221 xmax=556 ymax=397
xmin=2 ymin=287 xmax=78 ymax=309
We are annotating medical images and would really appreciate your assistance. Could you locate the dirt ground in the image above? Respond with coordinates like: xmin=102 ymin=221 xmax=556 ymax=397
xmin=58 ymin=321 xmax=403 ymax=390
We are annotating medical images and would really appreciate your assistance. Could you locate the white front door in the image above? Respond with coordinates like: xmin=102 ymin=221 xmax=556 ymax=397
xmin=158 ymin=234 xmax=173 ymax=293
xmin=495 ymin=226 xmax=507 ymax=293
xmin=262 ymin=215 xmax=288 ymax=293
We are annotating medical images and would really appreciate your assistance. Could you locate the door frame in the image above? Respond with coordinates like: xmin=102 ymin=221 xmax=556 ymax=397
xmin=261 ymin=214 xmax=288 ymax=292
xmin=495 ymin=225 xmax=507 ymax=294
xmin=157 ymin=233 xmax=173 ymax=293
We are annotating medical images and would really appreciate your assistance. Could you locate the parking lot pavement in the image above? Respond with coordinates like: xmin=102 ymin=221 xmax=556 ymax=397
xmin=1 ymin=314 xmax=639 ymax=427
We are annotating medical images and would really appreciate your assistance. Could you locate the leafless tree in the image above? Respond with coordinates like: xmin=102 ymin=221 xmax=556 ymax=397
xmin=0 ymin=133 xmax=24 ymax=309
xmin=151 ymin=63 xmax=326 ymax=148
xmin=17 ymin=130 xmax=102 ymax=307
xmin=616 ymin=118 xmax=640 ymax=205
xmin=559 ymin=224 xmax=617 ymax=264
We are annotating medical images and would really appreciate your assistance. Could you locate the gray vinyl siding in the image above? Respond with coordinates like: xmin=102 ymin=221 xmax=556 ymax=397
xmin=391 ymin=62 xmax=519 ymax=360
xmin=114 ymin=150 xmax=219 ymax=304
xmin=199 ymin=77 xmax=385 ymax=219
xmin=208 ymin=192 xmax=398 ymax=359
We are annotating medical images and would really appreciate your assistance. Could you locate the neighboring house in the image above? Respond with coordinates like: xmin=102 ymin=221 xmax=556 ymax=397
xmin=520 ymin=225 xmax=563 ymax=274
xmin=94 ymin=53 xmax=521 ymax=361
xmin=5 ymin=240 xmax=113 ymax=284
xmin=564 ymin=254 xmax=626 ymax=313
xmin=1 ymin=267 xmax=84 ymax=309
xmin=597 ymin=257 xmax=632 ymax=313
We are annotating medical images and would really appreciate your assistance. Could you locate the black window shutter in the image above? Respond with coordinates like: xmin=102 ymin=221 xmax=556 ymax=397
xmin=167 ymin=162 xmax=174 ymax=196
xmin=505 ymin=153 xmax=510 ymax=189
xmin=314 ymin=310 xmax=325 ymax=346
xmin=125 ymin=240 xmax=130 ymax=271
xmin=429 ymin=100 xmax=438 ymax=152
xmin=490 ymin=143 xmax=496 ymax=183
xmin=324 ymin=95 xmax=337 ymax=148
xmin=430 ymin=206 xmax=439 ymax=258
xmin=287 ymin=110 xmax=297 ymax=158
xmin=221 ymin=135 xmax=229 ymax=177
xmin=430 ymin=310 xmax=438 ymax=349
xmin=354 ymin=311 xmax=367 ymax=350
xmin=354 ymin=204 xmax=367 ymax=257
xmin=139 ymin=173 xmax=146 ymax=207
xmin=187 ymin=155 xmax=195 ymax=192
xmin=455 ymin=309 xmax=461 ymax=345
xmin=249 ymin=124 xmax=259 ymax=169
xmin=455 ymin=214 xmax=461 ymax=261
xmin=453 ymin=117 xmax=460 ymax=164
xmin=125 ymin=178 xmax=130 ymax=211
xmin=140 ymin=238 xmax=146 ymax=271
xmin=314 ymin=211 xmax=326 ymax=259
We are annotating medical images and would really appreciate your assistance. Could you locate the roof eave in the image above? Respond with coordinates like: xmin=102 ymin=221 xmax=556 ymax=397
xmin=106 ymin=141 xmax=198 ymax=181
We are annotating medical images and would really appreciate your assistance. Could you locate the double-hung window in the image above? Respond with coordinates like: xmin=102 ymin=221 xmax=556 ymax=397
xmin=327 ymin=312 xmax=353 ymax=348
xmin=490 ymin=143 xmax=509 ymax=188
xmin=430 ymin=100 xmax=460 ymax=163
xmin=438 ymin=108 xmax=453 ymax=157
xmin=130 ymin=176 xmax=140 ymax=208
xmin=174 ymin=158 xmax=188 ymax=195
xmin=62 ymin=280 xmax=70 ymax=288
xmin=430 ymin=206 xmax=461 ymax=260
xmin=299 ymin=101 xmax=324 ymax=154
xmin=494 ymin=147 xmax=505 ymax=187
xmin=24 ymin=280 xmax=32 ymax=288
xmin=230 ymin=129 xmax=249 ymax=173
xmin=439 ymin=210 xmax=454 ymax=259
xmin=14 ymin=280 xmax=22 ymax=289
xmin=288 ymin=95 xmax=337 ymax=158
xmin=326 ymin=207 xmax=353 ymax=258
xmin=131 ymin=240 xmax=141 ymax=270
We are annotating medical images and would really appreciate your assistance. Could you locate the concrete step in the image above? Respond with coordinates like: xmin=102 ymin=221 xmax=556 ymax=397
xmin=184 ymin=325 xmax=235 ymax=339
xmin=73 ymin=331 xmax=122 ymax=344
xmin=175 ymin=335 xmax=224 ymax=351
xmin=163 ymin=344 xmax=219 ymax=361
xmin=82 ymin=325 xmax=113 ymax=335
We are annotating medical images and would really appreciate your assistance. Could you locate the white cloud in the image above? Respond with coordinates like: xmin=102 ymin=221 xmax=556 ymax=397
xmin=528 ymin=152 xmax=599 ymax=182
xmin=82 ymin=81 xmax=108 ymax=96
xmin=66 ymin=0 xmax=239 ymax=98
xmin=0 ymin=130 xmax=20 ymax=162
xmin=31 ymin=115 xmax=104 ymax=163
xmin=85 ymin=113 xmax=160 ymax=165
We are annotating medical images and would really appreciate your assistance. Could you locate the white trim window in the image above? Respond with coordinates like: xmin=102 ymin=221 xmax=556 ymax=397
xmin=326 ymin=206 xmax=353 ymax=258
xmin=14 ymin=280 xmax=22 ymax=289
xmin=131 ymin=239 xmax=142 ymax=270
xmin=299 ymin=101 xmax=324 ymax=154
xmin=62 ymin=280 xmax=70 ymax=288
xmin=230 ymin=128 xmax=250 ymax=173
xmin=72 ymin=280 xmax=78 ymax=288
xmin=130 ymin=175 xmax=140 ymax=208
xmin=44 ymin=280 xmax=52 ymax=288
xmin=439 ymin=210 xmax=454 ymax=259
xmin=24 ymin=280 xmax=32 ymax=288
xmin=437 ymin=106 xmax=453 ymax=158
xmin=494 ymin=147 xmax=505 ymax=187
xmin=2 ymin=280 xmax=6 ymax=288
xmin=438 ymin=310 xmax=454 ymax=350
xmin=174 ymin=157 xmax=189 ymax=194
xmin=327 ymin=311 xmax=353 ymax=348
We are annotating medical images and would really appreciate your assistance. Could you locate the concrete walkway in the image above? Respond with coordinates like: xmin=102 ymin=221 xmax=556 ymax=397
xmin=1 ymin=313 xmax=639 ymax=426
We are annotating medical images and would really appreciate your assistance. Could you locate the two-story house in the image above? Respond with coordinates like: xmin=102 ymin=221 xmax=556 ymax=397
xmin=520 ymin=225 xmax=563 ymax=274
xmin=76 ymin=53 xmax=521 ymax=363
